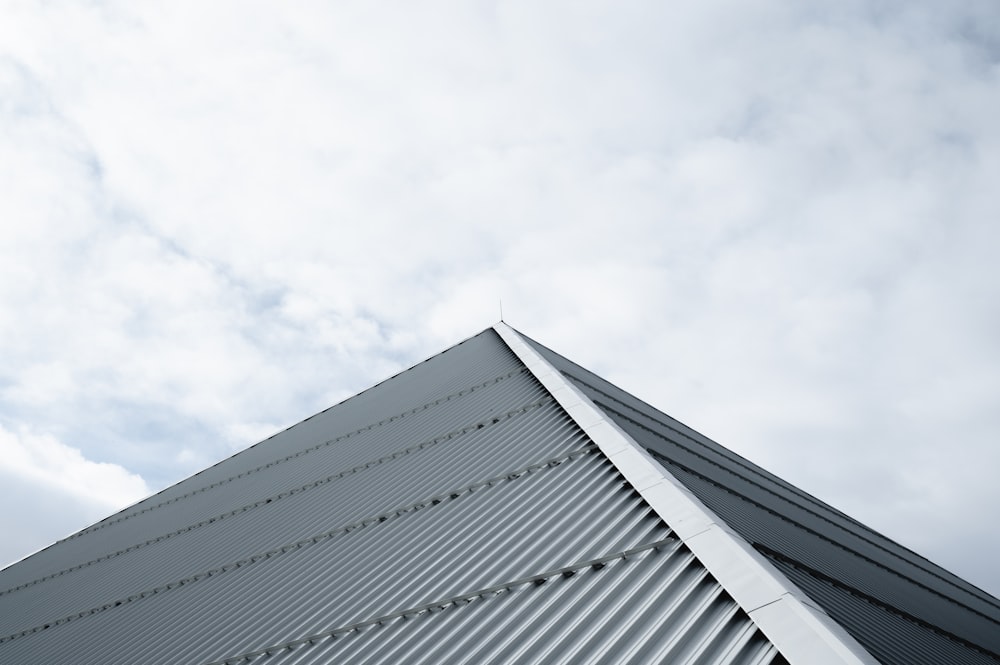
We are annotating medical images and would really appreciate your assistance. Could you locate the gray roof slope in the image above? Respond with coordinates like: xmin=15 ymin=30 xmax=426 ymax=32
xmin=519 ymin=329 xmax=1000 ymax=665
xmin=0 ymin=329 xmax=785 ymax=665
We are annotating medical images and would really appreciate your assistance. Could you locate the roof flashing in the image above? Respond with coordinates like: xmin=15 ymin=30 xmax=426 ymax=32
xmin=493 ymin=322 xmax=880 ymax=665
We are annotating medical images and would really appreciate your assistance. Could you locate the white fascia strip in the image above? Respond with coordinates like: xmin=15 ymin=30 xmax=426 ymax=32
xmin=494 ymin=323 xmax=879 ymax=665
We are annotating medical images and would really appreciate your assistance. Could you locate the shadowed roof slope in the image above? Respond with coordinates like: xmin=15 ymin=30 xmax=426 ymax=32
xmin=519 ymin=328 xmax=1000 ymax=665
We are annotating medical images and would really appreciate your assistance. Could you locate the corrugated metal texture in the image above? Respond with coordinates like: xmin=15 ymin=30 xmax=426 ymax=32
xmin=3 ymin=446 xmax=670 ymax=662
xmin=771 ymin=557 xmax=1000 ymax=665
xmin=165 ymin=327 xmax=525 ymax=490
xmin=523 ymin=333 xmax=992 ymax=600
xmin=0 ymin=365 xmax=546 ymax=592
xmin=0 ymin=327 xmax=790 ymax=664
xmin=0 ymin=329 xmax=526 ymax=590
xmin=229 ymin=544 xmax=786 ymax=665
xmin=0 ymin=396 xmax=588 ymax=636
xmin=659 ymin=460 xmax=1000 ymax=652
xmin=519 ymin=330 xmax=1000 ymax=664
xmin=622 ymin=409 xmax=999 ymax=624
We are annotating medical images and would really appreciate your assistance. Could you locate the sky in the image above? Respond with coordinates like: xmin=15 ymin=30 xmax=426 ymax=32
xmin=1 ymin=0 xmax=998 ymax=600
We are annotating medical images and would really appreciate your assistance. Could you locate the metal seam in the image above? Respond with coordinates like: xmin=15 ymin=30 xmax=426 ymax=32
xmin=0 ymin=394 xmax=552 ymax=598
xmin=493 ymin=322 xmax=882 ymax=665
xmin=573 ymin=373 xmax=898 ymax=540
xmin=646 ymin=447 xmax=1000 ymax=629
xmin=0 ymin=443 xmax=600 ymax=644
xmin=60 ymin=366 xmax=531 ymax=542
xmin=759 ymin=545 xmax=1000 ymax=660
xmin=585 ymin=383 xmax=1000 ymax=611
xmin=202 ymin=536 xmax=682 ymax=665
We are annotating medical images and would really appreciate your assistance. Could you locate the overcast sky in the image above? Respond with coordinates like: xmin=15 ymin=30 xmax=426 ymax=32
xmin=1 ymin=1 xmax=998 ymax=598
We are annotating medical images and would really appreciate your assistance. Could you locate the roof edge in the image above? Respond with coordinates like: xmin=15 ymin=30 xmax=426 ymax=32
xmin=493 ymin=322 xmax=879 ymax=665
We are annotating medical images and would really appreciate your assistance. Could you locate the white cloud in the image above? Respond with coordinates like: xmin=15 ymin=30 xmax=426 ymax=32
xmin=0 ymin=424 xmax=150 ymax=567
xmin=0 ymin=0 xmax=998 ymax=597
xmin=0 ymin=424 xmax=149 ymax=511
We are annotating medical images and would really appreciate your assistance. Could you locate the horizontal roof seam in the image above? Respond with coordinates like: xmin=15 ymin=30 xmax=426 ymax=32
xmin=4 ymin=329 xmax=505 ymax=569
xmin=761 ymin=545 xmax=1000 ymax=660
xmin=0 ymin=393 xmax=553 ymax=598
xmin=201 ymin=536 xmax=684 ymax=665
xmin=115 ymin=330 xmax=506 ymax=520
xmin=602 ymin=397 xmax=999 ymax=611
xmin=242 ymin=328 xmax=510 ymax=445
xmin=0 ymin=444 xmax=601 ymax=644
xmin=63 ymin=366 xmax=532 ymax=542
xmin=645 ymin=447 xmax=1000 ymax=627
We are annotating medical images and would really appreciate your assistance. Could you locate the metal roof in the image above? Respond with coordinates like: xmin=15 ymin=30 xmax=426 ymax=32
xmin=496 ymin=323 xmax=877 ymax=665
xmin=4 ymin=324 xmax=996 ymax=664
xmin=0 ymin=328 xmax=787 ymax=664
xmin=516 ymin=327 xmax=1000 ymax=665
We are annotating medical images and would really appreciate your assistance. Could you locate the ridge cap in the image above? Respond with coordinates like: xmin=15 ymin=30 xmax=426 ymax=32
xmin=493 ymin=323 xmax=879 ymax=665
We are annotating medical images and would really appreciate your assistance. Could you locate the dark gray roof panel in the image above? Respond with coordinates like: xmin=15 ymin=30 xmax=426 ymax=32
xmin=772 ymin=558 xmax=1000 ymax=665
xmin=663 ymin=458 xmax=1000 ymax=659
xmin=519 ymin=330 xmax=1000 ymax=665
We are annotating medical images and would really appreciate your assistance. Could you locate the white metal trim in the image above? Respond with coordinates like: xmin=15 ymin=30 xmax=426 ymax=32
xmin=493 ymin=322 xmax=879 ymax=665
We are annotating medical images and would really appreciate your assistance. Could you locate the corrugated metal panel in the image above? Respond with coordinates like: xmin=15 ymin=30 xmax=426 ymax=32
xmin=230 ymin=544 xmax=784 ymax=665
xmin=659 ymin=461 xmax=1000 ymax=648
xmin=519 ymin=330 xmax=1000 ymax=665
xmin=0 ymin=396 xmax=586 ymax=634
xmin=496 ymin=323 xmax=876 ymax=665
xmin=619 ymin=407 xmax=1000 ymax=624
xmin=0 ymin=433 xmax=762 ymax=664
xmin=0 ymin=328 xmax=789 ymax=664
xmin=771 ymin=558 xmax=1000 ymax=665
xmin=0 ymin=331 xmax=529 ymax=589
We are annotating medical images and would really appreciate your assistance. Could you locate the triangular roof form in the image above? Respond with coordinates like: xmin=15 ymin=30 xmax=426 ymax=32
xmin=1 ymin=324 xmax=998 ymax=664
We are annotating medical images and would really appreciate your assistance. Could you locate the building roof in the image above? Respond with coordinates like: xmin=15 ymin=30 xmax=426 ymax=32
xmin=1 ymin=324 xmax=997 ymax=664
xmin=515 ymin=327 xmax=1000 ymax=665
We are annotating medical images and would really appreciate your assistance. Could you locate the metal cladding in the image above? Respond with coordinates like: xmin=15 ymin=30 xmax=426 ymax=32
xmin=520 ymin=331 xmax=1000 ymax=665
xmin=0 ymin=329 xmax=787 ymax=665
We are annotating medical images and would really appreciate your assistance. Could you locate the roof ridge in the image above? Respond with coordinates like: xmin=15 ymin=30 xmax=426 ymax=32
xmin=493 ymin=322 xmax=880 ymax=665
xmin=602 ymin=400 xmax=1000 ymax=615
xmin=647 ymin=446 xmax=1000 ymax=628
